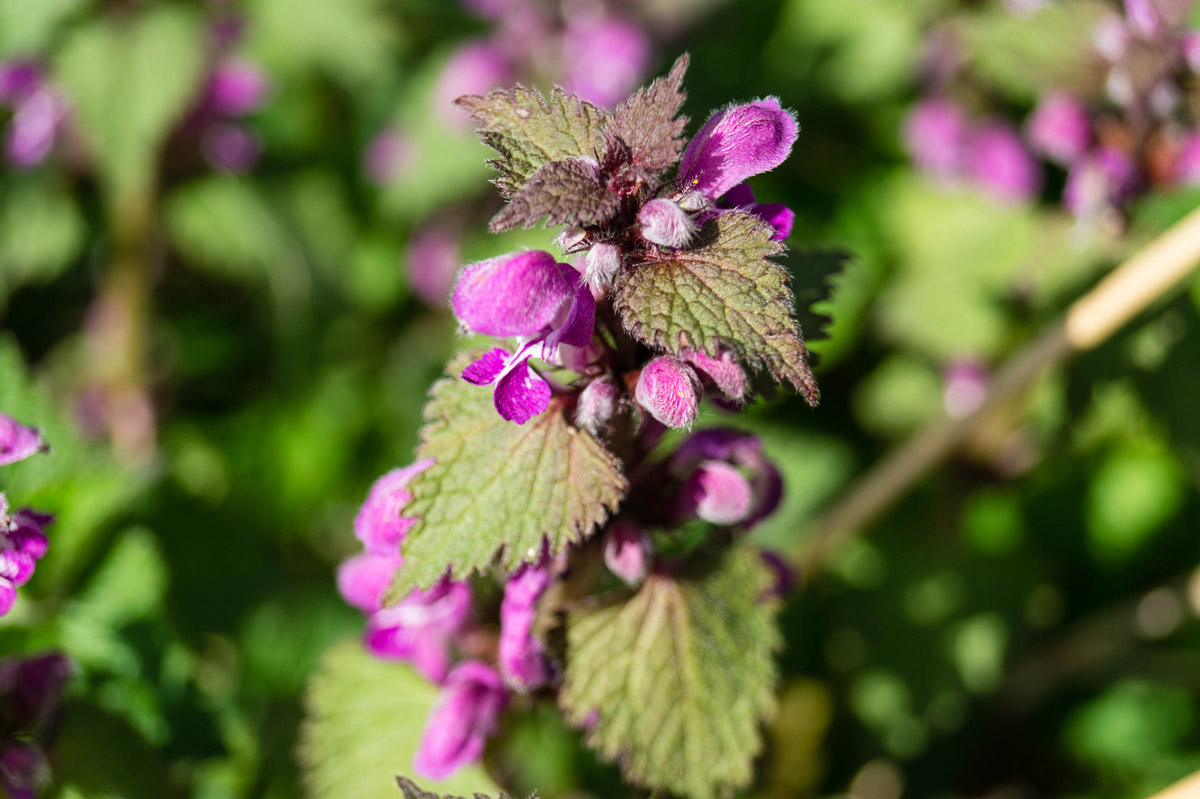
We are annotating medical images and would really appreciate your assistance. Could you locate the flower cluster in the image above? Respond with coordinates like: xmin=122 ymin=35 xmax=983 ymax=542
xmin=0 ymin=414 xmax=53 ymax=618
xmin=0 ymin=653 xmax=72 ymax=799
xmin=337 ymin=56 xmax=812 ymax=787
xmin=904 ymin=0 xmax=1200 ymax=220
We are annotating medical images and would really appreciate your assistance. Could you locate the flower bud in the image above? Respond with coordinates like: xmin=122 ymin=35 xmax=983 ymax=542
xmin=964 ymin=121 xmax=1041 ymax=204
xmin=634 ymin=356 xmax=700 ymax=429
xmin=0 ymin=652 xmax=72 ymax=732
xmin=498 ymin=564 xmax=553 ymax=691
xmin=555 ymin=226 xmax=589 ymax=252
xmin=355 ymin=459 xmax=434 ymax=555
xmin=638 ymin=198 xmax=697 ymax=248
xmin=604 ymin=520 xmax=651 ymax=585
xmin=1123 ymin=0 xmax=1160 ymax=36
xmin=1094 ymin=16 xmax=1130 ymax=62
xmin=583 ymin=241 xmax=622 ymax=290
xmin=682 ymin=350 xmax=746 ymax=403
xmin=1026 ymin=92 xmax=1091 ymax=166
xmin=5 ymin=89 xmax=64 ymax=170
xmin=676 ymin=188 xmax=710 ymax=212
xmin=0 ymin=414 xmax=47 ymax=466
xmin=680 ymin=97 xmax=799 ymax=201
xmin=414 ymin=660 xmax=507 ymax=779
xmin=575 ymin=378 xmax=619 ymax=436
xmin=683 ymin=460 xmax=753 ymax=525
xmin=452 ymin=251 xmax=573 ymax=338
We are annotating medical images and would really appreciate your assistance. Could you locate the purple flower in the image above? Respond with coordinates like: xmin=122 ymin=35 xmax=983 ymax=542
xmin=1182 ymin=31 xmax=1200 ymax=72
xmin=1064 ymin=146 xmax=1138 ymax=218
xmin=363 ymin=126 xmax=413 ymax=186
xmin=406 ymin=226 xmax=461 ymax=307
xmin=680 ymin=97 xmax=799 ymax=203
xmin=1026 ymin=92 xmax=1092 ymax=166
xmin=205 ymin=58 xmax=270 ymax=117
xmin=943 ymin=358 xmax=988 ymax=419
xmin=1124 ymin=0 xmax=1163 ymax=36
xmin=413 ymin=660 xmax=507 ymax=780
xmin=1173 ymin=132 xmax=1200 ymax=184
xmin=719 ymin=183 xmax=794 ymax=242
xmin=671 ymin=429 xmax=783 ymax=528
xmin=604 ymin=520 xmax=651 ymax=585
xmin=435 ymin=40 xmax=513 ymax=128
xmin=1094 ymin=15 xmax=1132 ymax=61
xmin=759 ymin=550 xmax=795 ymax=599
xmin=365 ymin=577 xmax=473 ymax=684
xmin=498 ymin=563 xmax=553 ymax=691
xmin=0 ymin=62 xmax=41 ymax=106
xmin=903 ymin=97 xmax=967 ymax=179
xmin=639 ymin=198 xmax=697 ymax=248
xmin=681 ymin=460 xmax=753 ymax=525
xmin=561 ymin=15 xmax=650 ymax=109
xmin=355 ymin=459 xmax=434 ymax=556
xmin=0 ymin=510 xmax=52 ymax=618
xmin=0 ymin=414 xmax=47 ymax=466
xmin=5 ymin=88 xmax=66 ymax=170
xmin=0 ymin=652 xmax=71 ymax=734
xmin=201 ymin=123 xmax=261 ymax=174
xmin=454 ymin=251 xmax=595 ymax=424
xmin=634 ymin=356 xmax=701 ymax=429
xmin=0 ymin=742 xmax=48 ymax=799
xmin=336 ymin=551 xmax=402 ymax=613
xmin=681 ymin=350 xmax=747 ymax=404
xmin=963 ymin=121 xmax=1042 ymax=204
xmin=575 ymin=378 xmax=619 ymax=436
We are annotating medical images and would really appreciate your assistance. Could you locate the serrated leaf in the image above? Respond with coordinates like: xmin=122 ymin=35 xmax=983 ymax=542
xmin=489 ymin=158 xmax=619 ymax=232
xmin=456 ymin=86 xmax=611 ymax=198
xmin=606 ymin=53 xmax=690 ymax=175
xmin=390 ymin=355 xmax=626 ymax=598
xmin=55 ymin=6 xmax=206 ymax=195
xmin=615 ymin=211 xmax=819 ymax=405
xmin=301 ymin=642 xmax=501 ymax=799
xmin=561 ymin=547 xmax=780 ymax=799
xmin=395 ymin=776 xmax=526 ymax=799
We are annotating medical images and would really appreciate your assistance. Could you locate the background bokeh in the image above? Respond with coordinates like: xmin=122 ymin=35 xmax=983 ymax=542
xmin=2 ymin=0 xmax=1200 ymax=797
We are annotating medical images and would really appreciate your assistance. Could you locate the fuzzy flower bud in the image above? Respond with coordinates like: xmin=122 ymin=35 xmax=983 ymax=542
xmin=604 ymin=520 xmax=651 ymax=585
xmin=414 ymin=661 xmax=507 ymax=779
xmin=355 ymin=459 xmax=434 ymax=555
xmin=498 ymin=564 xmax=553 ymax=691
xmin=638 ymin=198 xmax=697 ymax=248
xmin=0 ymin=414 xmax=47 ymax=466
xmin=555 ymin=226 xmax=589 ymax=252
xmin=583 ymin=241 xmax=621 ymax=290
xmin=682 ymin=350 xmax=747 ymax=403
xmin=680 ymin=98 xmax=799 ymax=201
xmin=635 ymin=356 xmax=701 ymax=429
xmin=575 ymin=378 xmax=619 ymax=436
xmin=1026 ymin=92 xmax=1091 ymax=166
xmin=964 ymin=121 xmax=1042 ymax=203
xmin=683 ymin=460 xmax=754 ymax=526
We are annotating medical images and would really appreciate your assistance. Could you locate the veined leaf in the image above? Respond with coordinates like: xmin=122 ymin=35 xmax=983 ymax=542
xmin=456 ymin=86 xmax=610 ymax=198
xmin=489 ymin=157 xmax=619 ymax=232
xmin=561 ymin=546 xmax=780 ymax=799
xmin=606 ymin=53 xmax=690 ymax=175
xmin=615 ymin=211 xmax=819 ymax=405
xmin=389 ymin=355 xmax=626 ymax=598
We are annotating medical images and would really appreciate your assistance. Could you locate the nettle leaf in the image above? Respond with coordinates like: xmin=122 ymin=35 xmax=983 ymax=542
xmin=561 ymin=547 xmax=780 ymax=799
xmin=456 ymin=86 xmax=610 ymax=198
xmin=489 ymin=157 xmax=620 ymax=232
xmin=606 ymin=53 xmax=690 ymax=175
xmin=389 ymin=355 xmax=626 ymax=598
xmin=615 ymin=211 xmax=819 ymax=405
xmin=396 ymin=777 xmax=528 ymax=799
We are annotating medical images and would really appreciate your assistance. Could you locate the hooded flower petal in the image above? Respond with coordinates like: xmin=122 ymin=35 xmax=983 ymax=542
xmin=452 ymin=251 xmax=572 ymax=338
xmin=354 ymin=460 xmax=434 ymax=555
xmin=541 ymin=263 xmax=596 ymax=355
xmin=680 ymin=98 xmax=799 ymax=201
xmin=498 ymin=564 xmax=554 ymax=691
xmin=0 ymin=414 xmax=47 ymax=466
xmin=413 ymin=661 xmax=508 ymax=779
xmin=336 ymin=552 xmax=402 ymax=613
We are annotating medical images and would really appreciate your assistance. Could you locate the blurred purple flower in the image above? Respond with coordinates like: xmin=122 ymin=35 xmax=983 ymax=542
xmin=336 ymin=551 xmax=402 ymax=613
xmin=0 ymin=62 xmax=41 ymax=106
xmin=0 ymin=414 xmax=47 ymax=467
xmin=205 ymin=59 xmax=270 ymax=117
xmin=0 ymin=741 xmax=48 ymax=799
xmin=681 ymin=460 xmax=754 ymax=526
xmin=434 ymin=40 xmax=513 ymax=128
xmin=201 ymin=123 xmax=261 ymax=174
xmin=963 ymin=121 xmax=1042 ymax=203
xmin=561 ymin=15 xmax=650 ymax=109
xmin=414 ymin=660 xmax=507 ymax=779
xmin=405 ymin=226 xmax=461 ymax=307
xmin=943 ymin=359 xmax=989 ymax=419
xmin=355 ymin=459 xmax=434 ymax=556
xmin=6 ymin=88 xmax=67 ymax=170
xmin=604 ymin=520 xmax=651 ymax=585
xmin=498 ymin=563 xmax=553 ymax=691
xmin=365 ymin=577 xmax=472 ymax=684
xmin=1173 ymin=132 xmax=1200 ymax=184
xmin=0 ymin=652 xmax=71 ymax=734
xmin=671 ymin=429 xmax=783 ymax=529
xmin=363 ymin=126 xmax=413 ymax=186
xmin=1064 ymin=146 xmax=1138 ymax=218
xmin=1026 ymin=92 xmax=1092 ymax=166
xmin=903 ymin=97 xmax=967 ymax=179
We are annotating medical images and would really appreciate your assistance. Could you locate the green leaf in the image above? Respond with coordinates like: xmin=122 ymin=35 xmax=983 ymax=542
xmin=301 ymin=641 xmax=502 ymax=799
xmin=0 ymin=0 xmax=84 ymax=56
xmin=395 ymin=776 xmax=526 ymax=799
xmin=390 ymin=355 xmax=626 ymax=597
xmin=55 ymin=6 xmax=206 ymax=195
xmin=489 ymin=158 xmax=619 ymax=232
xmin=0 ymin=179 xmax=87 ymax=303
xmin=560 ymin=546 xmax=780 ymax=799
xmin=614 ymin=211 xmax=819 ymax=405
xmin=606 ymin=53 xmax=690 ymax=175
xmin=456 ymin=86 xmax=611 ymax=198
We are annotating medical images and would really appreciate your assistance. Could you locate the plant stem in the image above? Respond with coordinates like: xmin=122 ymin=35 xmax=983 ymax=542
xmin=794 ymin=204 xmax=1200 ymax=577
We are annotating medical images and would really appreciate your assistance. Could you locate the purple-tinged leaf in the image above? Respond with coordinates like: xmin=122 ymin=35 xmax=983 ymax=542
xmin=604 ymin=53 xmax=690 ymax=176
xmin=489 ymin=157 xmax=620 ymax=231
